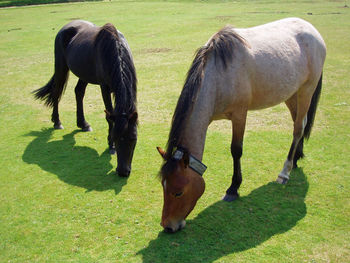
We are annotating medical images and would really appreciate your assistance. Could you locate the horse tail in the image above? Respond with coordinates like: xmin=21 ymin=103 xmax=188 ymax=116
xmin=33 ymin=70 xmax=68 ymax=107
xmin=33 ymin=30 xmax=70 ymax=107
xmin=33 ymin=75 xmax=55 ymax=105
xmin=304 ymin=73 xmax=323 ymax=140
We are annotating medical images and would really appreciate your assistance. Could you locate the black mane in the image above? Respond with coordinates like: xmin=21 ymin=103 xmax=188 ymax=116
xmin=160 ymin=26 xmax=247 ymax=178
xmin=95 ymin=23 xmax=137 ymax=115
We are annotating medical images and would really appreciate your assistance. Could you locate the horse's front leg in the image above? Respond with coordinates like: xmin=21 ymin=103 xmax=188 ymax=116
xmin=223 ymin=111 xmax=247 ymax=202
xmin=75 ymin=79 xmax=92 ymax=131
xmin=100 ymin=85 xmax=115 ymax=154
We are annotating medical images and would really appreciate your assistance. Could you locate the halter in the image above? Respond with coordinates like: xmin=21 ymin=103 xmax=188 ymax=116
xmin=172 ymin=147 xmax=207 ymax=176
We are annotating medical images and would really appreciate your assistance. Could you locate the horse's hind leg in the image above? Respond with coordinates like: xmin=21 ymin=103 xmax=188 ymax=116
xmin=51 ymin=64 xmax=69 ymax=129
xmin=75 ymin=79 xmax=92 ymax=132
xmin=52 ymin=101 xmax=63 ymax=129
xmin=285 ymin=94 xmax=305 ymax=168
xmin=223 ymin=110 xmax=247 ymax=202
xmin=51 ymin=39 xmax=70 ymax=129
xmin=293 ymin=138 xmax=304 ymax=168
xmin=277 ymin=91 xmax=311 ymax=184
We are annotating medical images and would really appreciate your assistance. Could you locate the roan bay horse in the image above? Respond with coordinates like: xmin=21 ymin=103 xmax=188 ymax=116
xmin=157 ymin=18 xmax=326 ymax=232
xmin=33 ymin=20 xmax=138 ymax=177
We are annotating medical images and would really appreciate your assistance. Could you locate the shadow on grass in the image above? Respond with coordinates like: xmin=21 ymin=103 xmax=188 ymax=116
xmin=138 ymin=169 xmax=308 ymax=263
xmin=22 ymin=128 xmax=127 ymax=194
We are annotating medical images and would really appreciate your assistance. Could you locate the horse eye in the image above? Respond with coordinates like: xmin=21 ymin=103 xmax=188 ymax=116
xmin=174 ymin=192 xmax=183 ymax=198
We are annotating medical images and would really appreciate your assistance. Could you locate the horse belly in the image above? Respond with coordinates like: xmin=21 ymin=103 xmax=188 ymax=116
xmin=67 ymin=53 xmax=99 ymax=84
xmin=248 ymin=83 xmax=298 ymax=110
xmin=247 ymin=46 xmax=308 ymax=110
xmin=65 ymin=36 xmax=100 ymax=84
xmin=68 ymin=62 xmax=99 ymax=85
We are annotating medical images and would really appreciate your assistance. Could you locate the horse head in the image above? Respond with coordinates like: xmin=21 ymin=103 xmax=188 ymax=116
xmin=106 ymin=110 xmax=138 ymax=177
xmin=157 ymin=147 xmax=205 ymax=233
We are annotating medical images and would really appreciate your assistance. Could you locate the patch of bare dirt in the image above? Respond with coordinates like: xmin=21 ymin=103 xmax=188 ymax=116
xmin=139 ymin=48 xmax=171 ymax=54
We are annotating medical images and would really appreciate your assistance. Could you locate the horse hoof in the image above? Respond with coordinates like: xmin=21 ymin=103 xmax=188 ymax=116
xmin=54 ymin=124 xmax=64 ymax=129
xmin=109 ymin=147 xmax=116 ymax=155
xmin=82 ymin=126 xmax=92 ymax=132
xmin=222 ymin=194 xmax=239 ymax=202
xmin=276 ymin=176 xmax=288 ymax=185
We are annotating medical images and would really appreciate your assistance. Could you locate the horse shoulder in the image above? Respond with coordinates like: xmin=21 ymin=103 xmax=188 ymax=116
xmin=205 ymin=48 xmax=252 ymax=118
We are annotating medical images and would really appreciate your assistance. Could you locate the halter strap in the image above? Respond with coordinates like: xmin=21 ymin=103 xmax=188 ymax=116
xmin=172 ymin=147 xmax=207 ymax=176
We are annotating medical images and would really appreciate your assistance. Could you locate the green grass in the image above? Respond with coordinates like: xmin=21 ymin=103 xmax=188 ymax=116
xmin=0 ymin=0 xmax=349 ymax=262
xmin=0 ymin=0 xmax=102 ymax=8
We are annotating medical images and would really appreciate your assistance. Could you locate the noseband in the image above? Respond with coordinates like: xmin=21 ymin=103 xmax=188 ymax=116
xmin=171 ymin=147 xmax=207 ymax=176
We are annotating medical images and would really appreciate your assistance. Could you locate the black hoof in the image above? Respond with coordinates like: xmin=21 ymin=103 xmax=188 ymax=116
xmin=54 ymin=123 xmax=64 ymax=129
xmin=109 ymin=147 xmax=116 ymax=155
xmin=222 ymin=193 xmax=239 ymax=202
xmin=81 ymin=126 xmax=92 ymax=132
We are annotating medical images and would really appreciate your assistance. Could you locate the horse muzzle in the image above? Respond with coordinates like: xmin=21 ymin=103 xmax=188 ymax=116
xmin=161 ymin=219 xmax=186 ymax=233
xmin=116 ymin=166 xmax=131 ymax=177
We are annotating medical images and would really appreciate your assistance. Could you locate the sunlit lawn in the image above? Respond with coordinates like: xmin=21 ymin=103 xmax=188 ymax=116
xmin=0 ymin=0 xmax=349 ymax=262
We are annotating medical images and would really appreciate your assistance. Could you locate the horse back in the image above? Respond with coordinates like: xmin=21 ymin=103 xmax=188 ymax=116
xmin=235 ymin=18 xmax=326 ymax=110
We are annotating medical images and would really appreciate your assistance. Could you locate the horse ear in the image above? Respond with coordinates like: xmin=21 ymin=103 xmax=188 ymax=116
xmin=129 ymin=111 xmax=138 ymax=123
xmin=157 ymin=147 xmax=166 ymax=160
xmin=183 ymin=151 xmax=190 ymax=168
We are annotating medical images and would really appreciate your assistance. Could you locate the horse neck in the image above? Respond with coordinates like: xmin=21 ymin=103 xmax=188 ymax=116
xmin=113 ymin=43 xmax=136 ymax=115
xmin=112 ymin=64 xmax=135 ymax=115
xmin=179 ymin=73 xmax=216 ymax=160
xmin=113 ymin=81 xmax=127 ymax=113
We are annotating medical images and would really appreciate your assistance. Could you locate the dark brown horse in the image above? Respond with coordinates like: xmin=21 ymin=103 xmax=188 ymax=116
xmin=157 ymin=18 xmax=326 ymax=232
xmin=33 ymin=20 xmax=138 ymax=177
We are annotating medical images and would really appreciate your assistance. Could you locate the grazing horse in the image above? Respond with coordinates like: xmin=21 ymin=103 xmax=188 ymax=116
xmin=157 ymin=18 xmax=326 ymax=232
xmin=33 ymin=20 xmax=138 ymax=177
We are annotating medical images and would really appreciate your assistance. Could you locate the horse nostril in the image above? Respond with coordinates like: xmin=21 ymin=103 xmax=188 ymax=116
xmin=164 ymin=227 xmax=175 ymax=233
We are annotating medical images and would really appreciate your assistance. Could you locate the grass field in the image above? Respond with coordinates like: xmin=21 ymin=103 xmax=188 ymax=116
xmin=0 ymin=0 xmax=349 ymax=262
xmin=0 ymin=0 xmax=103 ymax=8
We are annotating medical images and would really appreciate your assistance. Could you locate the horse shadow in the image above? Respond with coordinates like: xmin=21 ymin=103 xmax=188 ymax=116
xmin=22 ymin=128 xmax=127 ymax=194
xmin=138 ymin=169 xmax=308 ymax=263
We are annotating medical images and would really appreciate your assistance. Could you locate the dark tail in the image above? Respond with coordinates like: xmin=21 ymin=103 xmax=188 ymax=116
xmin=304 ymin=73 xmax=323 ymax=140
xmin=33 ymin=70 xmax=69 ymax=107
xmin=33 ymin=75 xmax=55 ymax=106
xmin=33 ymin=30 xmax=70 ymax=107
